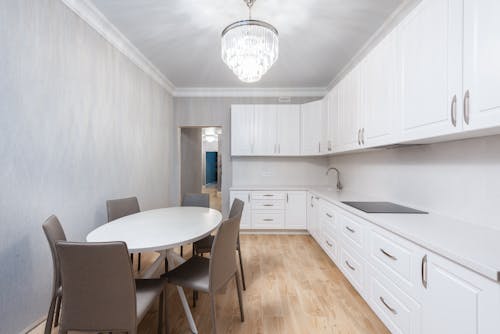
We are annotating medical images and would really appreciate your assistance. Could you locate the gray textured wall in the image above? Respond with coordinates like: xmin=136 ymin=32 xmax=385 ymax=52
xmin=180 ymin=128 xmax=202 ymax=196
xmin=0 ymin=1 xmax=174 ymax=333
xmin=171 ymin=97 xmax=319 ymax=216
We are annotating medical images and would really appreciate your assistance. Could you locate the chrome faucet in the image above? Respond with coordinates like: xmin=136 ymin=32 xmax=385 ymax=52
xmin=326 ymin=167 xmax=343 ymax=192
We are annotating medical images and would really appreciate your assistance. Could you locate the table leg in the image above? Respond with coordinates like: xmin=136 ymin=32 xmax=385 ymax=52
xmin=167 ymin=250 xmax=198 ymax=334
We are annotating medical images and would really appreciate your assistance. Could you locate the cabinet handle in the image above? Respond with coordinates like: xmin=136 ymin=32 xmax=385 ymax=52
xmin=463 ymin=90 xmax=470 ymax=125
xmin=345 ymin=226 xmax=355 ymax=233
xmin=357 ymin=129 xmax=361 ymax=145
xmin=326 ymin=213 xmax=333 ymax=218
xmin=263 ymin=219 xmax=274 ymax=222
xmin=345 ymin=260 xmax=356 ymax=271
xmin=326 ymin=240 xmax=333 ymax=247
xmin=379 ymin=297 xmax=398 ymax=315
xmin=421 ymin=255 xmax=428 ymax=289
xmin=380 ymin=248 xmax=397 ymax=261
xmin=451 ymin=94 xmax=457 ymax=127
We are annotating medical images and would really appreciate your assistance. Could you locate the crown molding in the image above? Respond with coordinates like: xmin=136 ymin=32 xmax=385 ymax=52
xmin=173 ymin=87 xmax=328 ymax=98
xmin=60 ymin=0 xmax=175 ymax=94
xmin=326 ymin=0 xmax=422 ymax=91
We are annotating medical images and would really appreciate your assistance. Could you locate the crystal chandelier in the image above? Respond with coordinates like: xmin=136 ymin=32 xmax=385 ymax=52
xmin=221 ymin=0 xmax=279 ymax=83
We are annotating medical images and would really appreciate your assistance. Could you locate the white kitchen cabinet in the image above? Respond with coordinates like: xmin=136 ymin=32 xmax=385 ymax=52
xmin=253 ymin=105 xmax=277 ymax=155
xmin=285 ymin=191 xmax=307 ymax=229
xmin=422 ymin=251 xmax=500 ymax=334
xmin=276 ymin=105 xmax=301 ymax=155
xmin=462 ymin=0 xmax=500 ymax=130
xmin=336 ymin=66 xmax=362 ymax=152
xmin=399 ymin=0 xmax=463 ymax=141
xmin=301 ymin=100 xmax=323 ymax=155
xmin=229 ymin=191 xmax=251 ymax=229
xmin=231 ymin=105 xmax=254 ymax=155
xmin=361 ymin=31 xmax=399 ymax=147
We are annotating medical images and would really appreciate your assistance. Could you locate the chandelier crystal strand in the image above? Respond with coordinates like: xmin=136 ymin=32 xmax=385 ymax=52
xmin=221 ymin=0 xmax=279 ymax=83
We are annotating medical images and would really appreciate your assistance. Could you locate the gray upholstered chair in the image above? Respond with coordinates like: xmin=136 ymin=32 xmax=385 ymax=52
xmin=55 ymin=241 xmax=166 ymax=334
xmin=106 ymin=197 xmax=142 ymax=270
xmin=42 ymin=215 xmax=66 ymax=334
xmin=181 ymin=193 xmax=210 ymax=257
xmin=193 ymin=199 xmax=246 ymax=290
xmin=164 ymin=199 xmax=245 ymax=334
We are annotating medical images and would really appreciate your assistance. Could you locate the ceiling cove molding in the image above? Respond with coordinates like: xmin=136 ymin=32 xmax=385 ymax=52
xmin=173 ymin=87 xmax=328 ymax=98
xmin=60 ymin=0 xmax=175 ymax=94
xmin=326 ymin=0 xmax=422 ymax=91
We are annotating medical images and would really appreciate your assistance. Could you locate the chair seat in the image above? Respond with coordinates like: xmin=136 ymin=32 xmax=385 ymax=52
xmin=135 ymin=278 xmax=166 ymax=323
xmin=165 ymin=256 xmax=210 ymax=292
xmin=194 ymin=235 xmax=215 ymax=254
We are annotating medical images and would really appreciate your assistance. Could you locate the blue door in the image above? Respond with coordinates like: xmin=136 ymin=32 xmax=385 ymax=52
xmin=205 ymin=152 xmax=218 ymax=184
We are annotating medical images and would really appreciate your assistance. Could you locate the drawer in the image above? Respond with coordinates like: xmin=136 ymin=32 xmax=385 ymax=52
xmin=252 ymin=211 xmax=285 ymax=229
xmin=339 ymin=213 xmax=364 ymax=252
xmin=367 ymin=264 xmax=421 ymax=334
xmin=251 ymin=199 xmax=285 ymax=210
xmin=370 ymin=229 xmax=412 ymax=283
xmin=251 ymin=191 xmax=285 ymax=200
xmin=340 ymin=246 xmax=364 ymax=293
xmin=323 ymin=233 xmax=338 ymax=263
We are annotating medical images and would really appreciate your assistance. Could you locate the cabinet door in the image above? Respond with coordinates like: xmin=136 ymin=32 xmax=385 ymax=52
xmin=230 ymin=191 xmax=252 ymax=229
xmin=463 ymin=0 xmax=500 ymax=130
xmin=337 ymin=67 xmax=362 ymax=152
xmin=362 ymin=31 xmax=399 ymax=147
xmin=285 ymin=191 xmax=307 ymax=229
xmin=253 ymin=105 xmax=277 ymax=155
xmin=422 ymin=252 xmax=500 ymax=334
xmin=276 ymin=105 xmax=301 ymax=155
xmin=231 ymin=105 xmax=254 ymax=155
xmin=399 ymin=0 xmax=463 ymax=141
xmin=301 ymin=100 xmax=323 ymax=155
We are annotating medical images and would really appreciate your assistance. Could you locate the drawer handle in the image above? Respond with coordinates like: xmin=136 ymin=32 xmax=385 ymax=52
xmin=326 ymin=213 xmax=333 ymax=218
xmin=380 ymin=248 xmax=397 ymax=261
xmin=326 ymin=240 xmax=333 ymax=247
xmin=263 ymin=219 xmax=274 ymax=222
xmin=345 ymin=226 xmax=355 ymax=233
xmin=379 ymin=297 xmax=398 ymax=315
xmin=345 ymin=260 xmax=356 ymax=271
xmin=263 ymin=204 xmax=274 ymax=207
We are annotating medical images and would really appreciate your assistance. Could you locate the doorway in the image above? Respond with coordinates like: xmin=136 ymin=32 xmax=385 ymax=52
xmin=180 ymin=126 xmax=222 ymax=211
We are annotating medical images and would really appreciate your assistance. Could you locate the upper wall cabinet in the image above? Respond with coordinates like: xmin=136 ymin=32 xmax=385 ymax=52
xmin=361 ymin=31 xmax=400 ymax=147
xmin=231 ymin=104 xmax=301 ymax=156
xmin=399 ymin=0 xmax=463 ymax=141
xmin=462 ymin=0 xmax=500 ymax=130
xmin=301 ymin=100 xmax=324 ymax=155
xmin=231 ymin=104 xmax=255 ymax=156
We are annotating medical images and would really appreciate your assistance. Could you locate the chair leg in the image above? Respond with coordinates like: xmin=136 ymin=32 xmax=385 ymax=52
xmin=235 ymin=272 xmax=245 ymax=322
xmin=210 ymin=293 xmax=217 ymax=334
xmin=138 ymin=253 xmax=142 ymax=271
xmin=44 ymin=294 xmax=57 ymax=334
xmin=237 ymin=248 xmax=246 ymax=290
xmin=54 ymin=295 xmax=61 ymax=327
xmin=158 ymin=291 xmax=164 ymax=334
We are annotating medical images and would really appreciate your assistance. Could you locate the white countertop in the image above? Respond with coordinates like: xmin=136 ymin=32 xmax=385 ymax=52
xmin=231 ymin=185 xmax=500 ymax=282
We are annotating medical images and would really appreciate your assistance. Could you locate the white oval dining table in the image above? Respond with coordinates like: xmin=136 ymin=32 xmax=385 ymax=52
xmin=86 ymin=206 xmax=223 ymax=334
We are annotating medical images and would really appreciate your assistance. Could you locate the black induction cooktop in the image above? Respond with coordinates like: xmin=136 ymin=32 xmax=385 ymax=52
xmin=341 ymin=201 xmax=428 ymax=214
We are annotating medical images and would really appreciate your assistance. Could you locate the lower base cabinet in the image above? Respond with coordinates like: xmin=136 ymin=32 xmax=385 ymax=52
xmin=307 ymin=194 xmax=500 ymax=334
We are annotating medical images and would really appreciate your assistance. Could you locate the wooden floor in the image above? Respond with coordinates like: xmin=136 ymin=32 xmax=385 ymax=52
xmin=33 ymin=235 xmax=388 ymax=334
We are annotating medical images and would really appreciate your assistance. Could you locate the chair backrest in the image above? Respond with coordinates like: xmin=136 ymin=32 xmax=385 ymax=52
xmin=42 ymin=215 xmax=67 ymax=292
xmin=209 ymin=199 xmax=244 ymax=291
xmin=182 ymin=193 xmax=209 ymax=208
xmin=106 ymin=197 xmax=140 ymax=222
xmin=56 ymin=241 xmax=137 ymax=332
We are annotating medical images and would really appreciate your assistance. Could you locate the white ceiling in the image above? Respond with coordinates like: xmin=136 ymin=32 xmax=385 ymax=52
xmin=90 ymin=0 xmax=405 ymax=88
